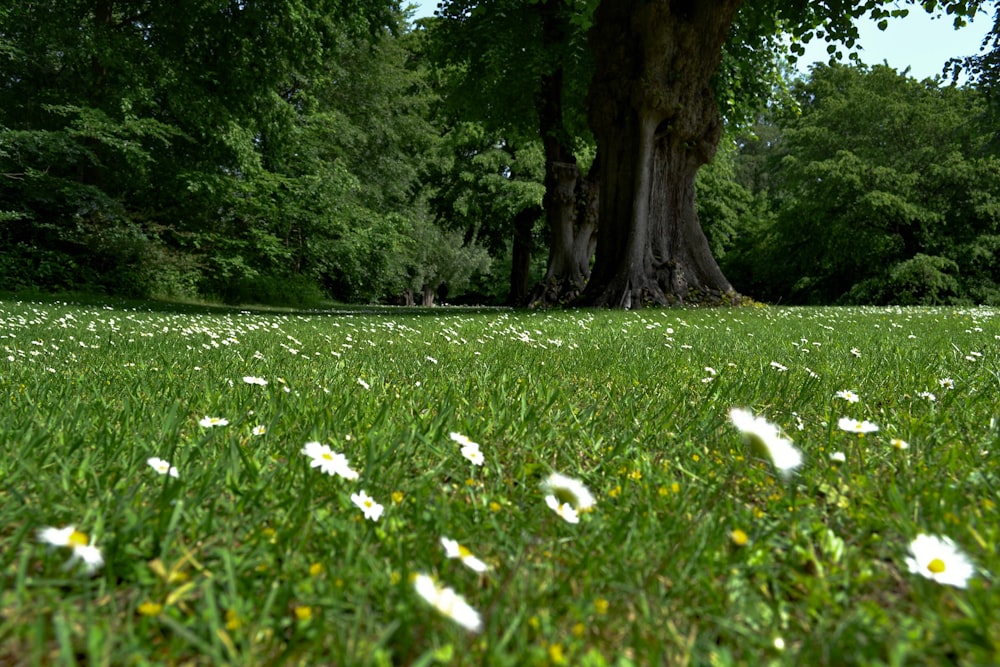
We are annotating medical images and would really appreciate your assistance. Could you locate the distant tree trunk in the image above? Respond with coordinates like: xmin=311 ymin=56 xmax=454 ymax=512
xmin=527 ymin=0 xmax=596 ymax=307
xmin=579 ymin=0 xmax=741 ymax=308
xmin=529 ymin=155 xmax=585 ymax=305
xmin=574 ymin=157 xmax=599 ymax=272
xmin=506 ymin=204 xmax=542 ymax=306
xmin=422 ymin=284 xmax=435 ymax=306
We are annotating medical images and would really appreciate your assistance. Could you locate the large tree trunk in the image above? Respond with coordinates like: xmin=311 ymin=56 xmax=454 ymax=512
xmin=579 ymin=0 xmax=742 ymax=308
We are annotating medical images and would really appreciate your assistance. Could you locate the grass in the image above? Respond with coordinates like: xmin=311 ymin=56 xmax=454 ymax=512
xmin=0 ymin=299 xmax=998 ymax=666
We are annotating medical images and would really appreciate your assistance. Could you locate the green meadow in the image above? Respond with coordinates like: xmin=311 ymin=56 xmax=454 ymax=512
xmin=1 ymin=299 xmax=998 ymax=666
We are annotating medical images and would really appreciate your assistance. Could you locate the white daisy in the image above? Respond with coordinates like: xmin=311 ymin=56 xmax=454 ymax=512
xmin=301 ymin=441 xmax=359 ymax=480
xmin=413 ymin=573 xmax=482 ymax=633
xmin=834 ymin=390 xmax=860 ymax=403
xmin=729 ymin=408 xmax=803 ymax=480
xmin=37 ymin=525 xmax=104 ymax=574
xmin=838 ymin=417 xmax=879 ymax=434
xmin=461 ymin=445 xmax=484 ymax=466
xmin=449 ymin=432 xmax=478 ymax=448
xmin=905 ymin=534 xmax=974 ymax=588
xmin=147 ymin=457 xmax=179 ymax=478
xmin=541 ymin=472 xmax=596 ymax=512
xmin=351 ymin=490 xmax=384 ymax=522
xmin=440 ymin=537 xmax=490 ymax=573
xmin=545 ymin=495 xmax=580 ymax=524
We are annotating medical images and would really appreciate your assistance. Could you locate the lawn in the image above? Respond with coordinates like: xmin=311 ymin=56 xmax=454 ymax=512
xmin=1 ymin=299 xmax=997 ymax=665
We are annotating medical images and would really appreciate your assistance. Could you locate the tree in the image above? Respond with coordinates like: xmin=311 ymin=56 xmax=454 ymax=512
xmin=244 ymin=16 xmax=451 ymax=305
xmin=427 ymin=124 xmax=546 ymax=305
xmin=0 ymin=0 xmax=452 ymax=304
xmin=727 ymin=63 xmax=1000 ymax=305
xmin=429 ymin=0 xmax=598 ymax=306
xmin=946 ymin=4 xmax=1000 ymax=152
xmin=575 ymin=0 xmax=988 ymax=307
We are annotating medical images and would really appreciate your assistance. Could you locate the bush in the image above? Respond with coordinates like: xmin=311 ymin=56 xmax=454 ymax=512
xmin=222 ymin=272 xmax=328 ymax=307
xmin=846 ymin=254 xmax=961 ymax=305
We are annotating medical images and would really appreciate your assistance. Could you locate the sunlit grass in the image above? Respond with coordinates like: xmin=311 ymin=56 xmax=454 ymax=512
xmin=0 ymin=300 xmax=997 ymax=664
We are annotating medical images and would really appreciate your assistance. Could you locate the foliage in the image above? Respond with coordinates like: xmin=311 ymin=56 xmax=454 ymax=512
xmin=3 ymin=0 xmax=999 ymax=306
xmin=725 ymin=64 xmax=1000 ymax=305
xmin=429 ymin=125 xmax=546 ymax=255
xmin=429 ymin=0 xmax=595 ymax=143
xmin=0 ymin=1 xmax=492 ymax=305
xmin=946 ymin=3 xmax=1000 ymax=133
xmin=696 ymin=140 xmax=756 ymax=259
xmin=2 ymin=299 xmax=999 ymax=663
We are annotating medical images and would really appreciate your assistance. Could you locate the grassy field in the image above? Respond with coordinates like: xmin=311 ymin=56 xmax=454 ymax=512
xmin=1 ymin=299 xmax=998 ymax=666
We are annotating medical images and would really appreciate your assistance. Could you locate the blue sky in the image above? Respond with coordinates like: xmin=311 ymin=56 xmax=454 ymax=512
xmin=797 ymin=9 xmax=992 ymax=80
xmin=407 ymin=2 xmax=992 ymax=81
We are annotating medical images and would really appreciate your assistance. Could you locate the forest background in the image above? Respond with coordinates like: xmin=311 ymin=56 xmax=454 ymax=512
xmin=2 ymin=1 xmax=999 ymax=308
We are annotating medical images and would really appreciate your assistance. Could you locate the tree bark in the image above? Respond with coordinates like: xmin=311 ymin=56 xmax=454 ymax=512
xmin=579 ymin=0 xmax=742 ymax=308
xmin=506 ymin=204 xmax=541 ymax=306
xmin=526 ymin=0 xmax=597 ymax=307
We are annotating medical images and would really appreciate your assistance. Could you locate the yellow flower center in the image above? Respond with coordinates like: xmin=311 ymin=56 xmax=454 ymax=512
xmin=68 ymin=530 xmax=89 ymax=547
xmin=927 ymin=558 xmax=946 ymax=574
xmin=321 ymin=453 xmax=333 ymax=461
xmin=458 ymin=545 xmax=473 ymax=559
xmin=554 ymin=489 xmax=577 ymax=505
xmin=138 ymin=601 xmax=163 ymax=616
xmin=730 ymin=529 xmax=749 ymax=547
